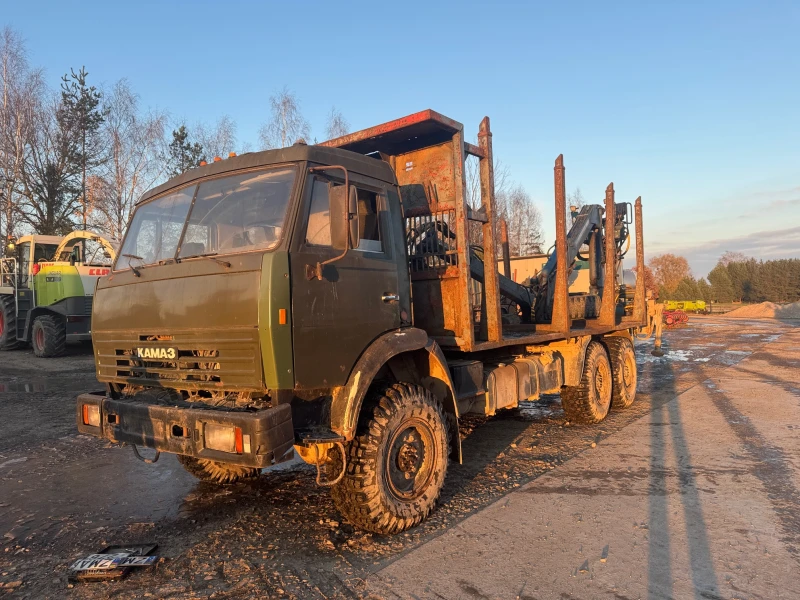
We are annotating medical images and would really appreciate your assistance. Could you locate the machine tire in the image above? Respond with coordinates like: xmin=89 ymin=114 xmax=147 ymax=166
xmin=604 ymin=336 xmax=637 ymax=409
xmin=331 ymin=383 xmax=449 ymax=535
xmin=31 ymin=314 xmax=66 ymax=358
xmin=177 ymin=455 xmax=261 ymax=484
xmin=0 ymin=295 xmax=21 ymax=350
xmin=560 ymin=341 xmax=613 ymax=424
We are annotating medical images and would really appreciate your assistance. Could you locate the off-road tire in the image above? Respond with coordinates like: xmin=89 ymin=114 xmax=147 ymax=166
xmin=31 ymin=314 xmax=66 ymax=358
xmin=560 ymin=341 xmax=613 ymax=424
xmin=604 ymin=336 xmax=637 ymax=409
xmin=0 ymin=295 xmax=21 ymax=350
xmin=177 ymin=455 xmax=261 ymax=484
xmin=331 ymin=383 xmax=449 ymax=535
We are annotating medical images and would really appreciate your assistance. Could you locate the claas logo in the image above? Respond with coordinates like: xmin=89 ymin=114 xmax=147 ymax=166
xmin=88 ymin=268 xmax=110 ymax=276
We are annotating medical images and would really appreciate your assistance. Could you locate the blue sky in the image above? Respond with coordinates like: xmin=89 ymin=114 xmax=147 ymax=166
xmin=4 ymin=0 xmax=799 ymax=276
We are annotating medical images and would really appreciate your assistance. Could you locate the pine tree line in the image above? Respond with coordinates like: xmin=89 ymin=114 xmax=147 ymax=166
xmin=660 ymin=257 xmax=800 ymax=304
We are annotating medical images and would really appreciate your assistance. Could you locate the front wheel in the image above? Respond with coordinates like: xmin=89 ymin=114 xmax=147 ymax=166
xmin=560 ymin=341 xmax=613 ymax=424
xmin=331 ymin=383 xmax=449 ymax=535
xmin=31 ymin=314 xmax=66 ymax=357
xmin=0 ymin=295 xmax=21 ymax=350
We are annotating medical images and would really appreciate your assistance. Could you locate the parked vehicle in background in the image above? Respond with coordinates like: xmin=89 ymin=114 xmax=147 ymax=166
xmin=0 ymin=231 xmax=117 ymax=357
xmin=664 ymin=299 xmax=709 ymax=314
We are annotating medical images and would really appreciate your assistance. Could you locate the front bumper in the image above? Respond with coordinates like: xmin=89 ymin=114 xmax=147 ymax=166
xmin=76 ymin=392 xmax=295 ymax=468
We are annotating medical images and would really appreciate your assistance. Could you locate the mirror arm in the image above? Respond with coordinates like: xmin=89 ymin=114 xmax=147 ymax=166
xmin=307 ymin=165 xmax=351 ymax=280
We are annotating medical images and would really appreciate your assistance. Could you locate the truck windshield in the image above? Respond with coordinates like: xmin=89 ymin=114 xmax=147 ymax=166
xmin=116 ymin=166 xmax=297 ymax=271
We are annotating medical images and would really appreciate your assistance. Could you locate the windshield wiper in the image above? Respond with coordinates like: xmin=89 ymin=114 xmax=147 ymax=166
xmin=121 ymin=253 xmax=143 ymax=277
xmin=181 ymin=252 xmax=231 ymax=268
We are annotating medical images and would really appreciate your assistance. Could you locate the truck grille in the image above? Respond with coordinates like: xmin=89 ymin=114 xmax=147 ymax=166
xmin=93 ymin=329 xmax=262 ymax=391
xmin=84 ymin=296 xmax=93 ymax=316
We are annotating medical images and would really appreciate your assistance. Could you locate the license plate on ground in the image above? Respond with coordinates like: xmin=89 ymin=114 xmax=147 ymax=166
xmin=69 ymin=553 xmax=130 ymax=571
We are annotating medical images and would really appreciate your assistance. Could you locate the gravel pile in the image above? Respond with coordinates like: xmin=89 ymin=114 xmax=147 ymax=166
xmin=724 ymin=301 xmax=800 ymax=319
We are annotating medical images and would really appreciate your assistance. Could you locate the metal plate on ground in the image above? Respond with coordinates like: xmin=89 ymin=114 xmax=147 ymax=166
xmin=67 ymin=543 xmax=158 ymax=583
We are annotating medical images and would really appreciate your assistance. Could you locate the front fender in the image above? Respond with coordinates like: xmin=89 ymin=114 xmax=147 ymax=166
xmin=330 ymin=327 xmax=428 ymax=440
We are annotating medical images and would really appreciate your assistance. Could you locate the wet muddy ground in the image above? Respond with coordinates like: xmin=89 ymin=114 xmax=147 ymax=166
xmin=0 ymin=317 xmax=797 ymax=598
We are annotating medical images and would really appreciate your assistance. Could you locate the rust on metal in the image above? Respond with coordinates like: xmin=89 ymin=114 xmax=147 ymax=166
xmin=320 ymin=109 xmax=462 ymax=151
xmin=478 ymin=117 xmax=502 ymax=342
xmin=450 ymin=127 xmax=475 ymax=350
xmin=632 ymin=196 xmax=646 ymax=324
xmin=548 ymin=154 xmax=571 ymax=333
xmin=599 ymin=183 xmax=617 ymax=326
xmin=464 ymin=142 xmax=485 ymax=159
xmin=500 ymin=218 xmax=511 ymax=279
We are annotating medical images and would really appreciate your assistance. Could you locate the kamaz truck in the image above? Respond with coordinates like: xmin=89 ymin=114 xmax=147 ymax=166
xmin=76 ymin=110 xmax=657 ymax=534
xmin=1 ymin=231 xmax=116 ymax=356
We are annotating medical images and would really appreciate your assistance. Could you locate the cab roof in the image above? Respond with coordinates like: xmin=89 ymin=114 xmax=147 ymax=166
xmin=138 ymin=144 xmax=397 ymax=205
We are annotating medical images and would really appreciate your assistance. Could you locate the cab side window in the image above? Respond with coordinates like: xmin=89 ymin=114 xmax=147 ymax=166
xmin=306 ymin=178 xmax=332 ymax=247
xmin=305 ymin=179 xmax=384 ymax=253
xmin=356 ymin=189 xmax=382 ymax=253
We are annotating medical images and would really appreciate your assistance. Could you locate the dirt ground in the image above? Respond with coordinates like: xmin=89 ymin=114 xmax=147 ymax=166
xmin=1 ymin=317 xmax=798 ymax=599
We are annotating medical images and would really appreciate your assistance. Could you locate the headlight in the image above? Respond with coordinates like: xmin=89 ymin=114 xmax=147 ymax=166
xmin=204 ymin=423 xmax=245 ymax=454
xmin=82 ymin=404 xmax=101 ymax=427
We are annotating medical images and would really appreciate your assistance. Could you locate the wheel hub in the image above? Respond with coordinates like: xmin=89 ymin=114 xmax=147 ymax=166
xmin=623 ymin=354 xmax=636 ymax=388
xmin=386 ymin=422 xmax=435 ymax=500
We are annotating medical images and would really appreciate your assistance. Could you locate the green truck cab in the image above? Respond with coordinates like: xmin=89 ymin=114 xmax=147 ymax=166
xmin=1 ymin=231 xmax=116 ymax=356
xmin=77 ymin=110 xmax=655 ymax=533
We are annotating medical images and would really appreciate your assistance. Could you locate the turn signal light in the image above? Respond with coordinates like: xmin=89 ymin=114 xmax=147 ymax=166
xmin=213 ymin=156 xmax=222 ymax=162
xmin=82 ymin=404 xmax=101 ymax=427
xmin=228 ymin=152 xmax=237 ymax=158
xmin=32 ymin=264 xmax=40 ymax=276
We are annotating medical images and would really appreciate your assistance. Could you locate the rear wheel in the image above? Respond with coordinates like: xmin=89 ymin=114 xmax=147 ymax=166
xmin=0 ymin=295 xmax=21 ymax=350
xmin=561 ymin=341 xmax=613 ymax=424
xmin=604 ymin=336 xmax=637 ymax=409
xmin=31 ymin=314 xmax=66 ymax=358
xmin=331 ymin=383 xmax=449 ymax=535
xmin=177 ymin=455 xmax=261 ymax=484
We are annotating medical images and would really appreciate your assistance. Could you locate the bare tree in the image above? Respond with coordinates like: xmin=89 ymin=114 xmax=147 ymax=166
xmin=258 ymin=87 xmax=310 ymax=149
xmin=566 ymin=187 xmax=585 ymax=222
xmin=325 ymin=107 xmax=349 ymax=140
xmin=504 ymin=184 xmax=543 ymax=256
xmin=17 ymin=92 xmax=82 ymax=235
xmin=0 ymin=27 xmax=43 ymax=249
xmin=92 ymin=79 xmax=167 ymax=242
xmin=195 ymin=115 xmax=237 ymax=161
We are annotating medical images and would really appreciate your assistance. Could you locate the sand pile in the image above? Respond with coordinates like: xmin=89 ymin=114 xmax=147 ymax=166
xmin=724 ymin=301 xmax=800 ymax=319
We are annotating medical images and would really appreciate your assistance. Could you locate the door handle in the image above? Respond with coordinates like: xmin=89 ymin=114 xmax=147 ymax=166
xmin=382 ymin=293 xmax=399 ymax=303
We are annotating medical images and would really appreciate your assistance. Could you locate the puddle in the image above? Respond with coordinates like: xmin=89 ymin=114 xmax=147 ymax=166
xmin=0 ymin=380 xmax=87 ymax=393
xmin=637 ymin=349 xmax=694 ymax=363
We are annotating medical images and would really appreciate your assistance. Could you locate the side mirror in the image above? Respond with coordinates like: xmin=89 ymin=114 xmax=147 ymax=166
xmin=329 ymin=184 xmax=359 ymax=251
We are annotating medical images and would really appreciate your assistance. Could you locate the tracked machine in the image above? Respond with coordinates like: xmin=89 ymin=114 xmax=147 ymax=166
xmin=77 ymin=110 xmax=659 ymax=533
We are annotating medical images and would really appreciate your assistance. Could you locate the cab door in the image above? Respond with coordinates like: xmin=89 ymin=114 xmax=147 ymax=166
xmin=290 ymin=171 xmax=403 ymax=389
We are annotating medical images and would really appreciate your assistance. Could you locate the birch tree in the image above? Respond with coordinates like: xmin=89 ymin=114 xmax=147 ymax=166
xmin=92 ymin=80 xmax=167 ymax=242
xmin=325 ymin=107 xmax=349 ymax=140
xmin=258 ymin=87 xmax=310 ymax=149
xmin=195 ymin=115 xmax=237 ymax=161
xmin=0 ymin=27 xmax=42 ymax=250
